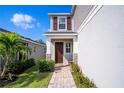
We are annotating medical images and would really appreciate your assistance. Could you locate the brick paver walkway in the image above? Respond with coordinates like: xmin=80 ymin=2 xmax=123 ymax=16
xmin=48 ymin=64 xmax=76 ymax=88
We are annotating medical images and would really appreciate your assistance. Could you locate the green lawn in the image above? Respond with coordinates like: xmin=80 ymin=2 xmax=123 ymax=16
xmin=3 ymin=66 xmax=53 ymax=88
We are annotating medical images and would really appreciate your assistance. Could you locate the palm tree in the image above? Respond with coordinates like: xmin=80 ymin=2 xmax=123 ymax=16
xmin=16 ymin=42 xmax=32 ymax=62
xmin=0 ymin=32 xmax=11 ymax=78
xmin=0 ymin=44 xmax=5 ymax=73
xmin=0 ymin=44 xmax=5 ymax=60
xmin=0 ymin=32 xmax=32 ymax=79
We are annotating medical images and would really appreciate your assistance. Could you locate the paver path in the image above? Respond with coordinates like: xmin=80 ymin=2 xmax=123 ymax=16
xmin=48 ymin=64 xmax=76 ymax=88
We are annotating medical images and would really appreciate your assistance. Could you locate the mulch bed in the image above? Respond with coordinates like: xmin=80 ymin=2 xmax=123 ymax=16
xmin=0 ymin=79 xmax=13 ymax=87
xmin=0 ymin=76 xmax=18 ymax=87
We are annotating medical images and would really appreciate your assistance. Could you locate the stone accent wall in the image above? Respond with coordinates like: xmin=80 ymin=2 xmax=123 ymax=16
xmin=46 ymin=54 xmax=51 ymax=60
xmin=73 ymin=53 xmax=78 ymax=63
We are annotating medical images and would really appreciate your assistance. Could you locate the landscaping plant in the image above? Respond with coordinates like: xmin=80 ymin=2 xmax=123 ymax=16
xmin=7 ymin=58 xmax=35 ymax=74
xmin=0 ymin=32 xmax=32 ymax=80
xmin=70 ymin=62 xmax=97 ymax=88
xmin=37 ymin=59 xmax=55 ymax=72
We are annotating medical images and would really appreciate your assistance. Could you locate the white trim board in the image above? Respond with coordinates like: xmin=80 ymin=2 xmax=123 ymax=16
xmin=48 ymin=13 xmax=71 ymax=16
xmin=43 ymin=34 xmax=77 ymax=36
xmin=57 ymin=16 xmax=67 ymax=31
xmin=77 ymin=5 xmax=103 ymax=34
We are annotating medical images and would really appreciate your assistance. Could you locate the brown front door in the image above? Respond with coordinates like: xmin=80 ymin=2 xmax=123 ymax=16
xmin=55 ymin=42 xmax=63 ymax=63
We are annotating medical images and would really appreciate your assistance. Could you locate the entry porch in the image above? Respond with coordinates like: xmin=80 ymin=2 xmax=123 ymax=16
xmin=45 ymin=32 xmax=78 ymax=64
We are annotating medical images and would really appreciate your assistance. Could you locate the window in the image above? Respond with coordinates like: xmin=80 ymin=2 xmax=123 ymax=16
xmin=58 ymin=16 xmax=67 ymax=30
xmin=66 ymin=43 xmax=71 ymax=53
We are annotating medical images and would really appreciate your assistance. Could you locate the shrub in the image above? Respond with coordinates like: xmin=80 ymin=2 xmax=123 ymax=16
xmin=25 ymin=58 xmax=35 ymax=68
xmin=37 ymin=59 xmax=55 ymax=72
xmin=70 ymin=62 xmax=80 ymax=72
xmin=47 ymin=60 xmax=55 ymax=71
xmin=7 ymin=58 xmax=35 ymax=74
xmin=75 ymin=71 xmax=84 ymax=84
xmin=70 ymin=62 xmax=96 ymax=88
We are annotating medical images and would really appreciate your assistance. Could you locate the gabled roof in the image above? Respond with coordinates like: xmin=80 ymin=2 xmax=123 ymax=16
xmin=71 ymin=5 xmax=77 ymax=16
xmin=0 ymin=28 xmax=45 ymax=46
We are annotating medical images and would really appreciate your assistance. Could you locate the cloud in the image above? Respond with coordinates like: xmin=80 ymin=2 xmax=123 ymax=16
xmin=11 ymin=13 xmax=36 ymax=30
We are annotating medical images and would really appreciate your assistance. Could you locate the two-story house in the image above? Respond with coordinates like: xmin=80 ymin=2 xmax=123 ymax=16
xmin=44 ymin=12 xmax=78 ymax=64
xmin=45 ymin=5 xmax=124 ymax=87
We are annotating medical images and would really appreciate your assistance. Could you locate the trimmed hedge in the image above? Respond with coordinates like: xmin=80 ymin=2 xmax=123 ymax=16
xmin=37 ymin=59 xmax=55 ymax=72
xmin=70 ymin=62 xmax=97 ymax=88
xmin=7 ymin=58 xmax=35 ymax=74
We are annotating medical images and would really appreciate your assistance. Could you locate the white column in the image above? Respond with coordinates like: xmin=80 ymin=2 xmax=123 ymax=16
xmin=73 ymin=36 xmax=78 ymax=54
xmin=50 ymin=16 xmax=53 ymax=31
xmin=73 ymin=36 xmax=78 ymax=62
xmin=46 ymin=37 xmax=51 ymax=54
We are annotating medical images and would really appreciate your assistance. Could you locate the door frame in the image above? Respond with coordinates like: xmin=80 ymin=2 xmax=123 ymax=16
xmin=55 ymin=42 xmax=64 ymax=63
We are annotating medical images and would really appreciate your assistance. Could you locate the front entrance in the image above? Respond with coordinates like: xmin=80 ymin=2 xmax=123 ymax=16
xmin=55 ymin=42 xmax=63 ymax=63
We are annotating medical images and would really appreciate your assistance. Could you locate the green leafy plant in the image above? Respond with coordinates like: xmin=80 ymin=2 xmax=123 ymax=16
xmin=70 ymin=62 xmax=97 ymax=88
xmin=37 ymin=59 xmax=55 ymax=72
xmin=70 ymin=62 xmax=80 ymax=72
xmin=0 ymin=32 xmax=32 ymax=80
xmin=7 ymin=58 xmax=35 ymax=74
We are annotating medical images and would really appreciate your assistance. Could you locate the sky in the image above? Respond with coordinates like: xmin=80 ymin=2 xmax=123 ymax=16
xmin=0 ymin=5 xmax=72 ymax=42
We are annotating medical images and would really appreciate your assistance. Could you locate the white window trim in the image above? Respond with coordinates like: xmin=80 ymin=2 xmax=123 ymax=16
xmin=57 ymin=16 xmax=67 ymax=31
xmin=65 ymin=42 xmax=72 ymax=54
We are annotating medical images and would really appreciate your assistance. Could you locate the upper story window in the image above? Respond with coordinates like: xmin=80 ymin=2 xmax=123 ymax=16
xmin=58 ymin=16 xmax=67 ymax=30
xmin=52 ymin=16 xmax=72 ymax=31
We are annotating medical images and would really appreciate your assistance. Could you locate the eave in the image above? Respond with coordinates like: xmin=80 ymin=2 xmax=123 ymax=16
xmin=43 ymin=32 xmax=78 ymax=36
xmin=48 ymin=13 xmax=72 ymax=16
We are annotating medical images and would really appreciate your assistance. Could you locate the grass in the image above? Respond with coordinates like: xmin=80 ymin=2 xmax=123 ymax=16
xmin=3 ymin=66 xmax=53 ymax=88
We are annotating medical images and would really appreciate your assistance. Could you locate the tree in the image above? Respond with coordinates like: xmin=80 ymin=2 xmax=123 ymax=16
xmin=0 ymin=32 xmax=32 ymax=79
xmin=36 ymin=39 xmax=45 ymax=44
xmin=15 ymin=42 xmax=32 ymax=62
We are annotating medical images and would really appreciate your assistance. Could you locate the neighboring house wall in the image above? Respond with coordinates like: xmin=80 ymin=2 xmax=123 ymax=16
xmin=77 ymin=6 xmax=124 ymax=87
xmin=21 ymin=39 xmax=46 ymax=60
xmin=27 ymin=42 xmax=45 ymax=60
xmin=73 ymin=5 xmax=93 ymax=31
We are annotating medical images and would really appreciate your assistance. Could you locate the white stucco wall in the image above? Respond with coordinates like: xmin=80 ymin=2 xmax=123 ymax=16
xmin=73 ymin=5 xmax=93 ymax=31
xmin=78 ymin=6 xmax=124 ymax=87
